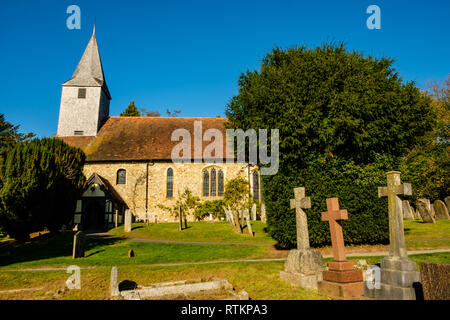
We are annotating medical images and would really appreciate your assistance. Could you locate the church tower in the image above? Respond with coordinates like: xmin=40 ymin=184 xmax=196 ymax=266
xmin=57 ymin=27 xmax=111 ymax=137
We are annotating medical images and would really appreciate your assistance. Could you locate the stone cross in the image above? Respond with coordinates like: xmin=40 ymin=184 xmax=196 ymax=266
xmin=290 ymin=187 xmax=312 ymax=251
xmin=321 ymin=198 xmax=348 ymax=262
xmin=378 ymin=171 xmax=411 ymax=259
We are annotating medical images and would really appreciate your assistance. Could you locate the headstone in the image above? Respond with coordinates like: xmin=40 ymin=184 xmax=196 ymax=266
xmin=433 ymin=200 xmax=449 ymax=220
xmin=72 ymin=231 xmax=86 ymax=259
xmin=416 ymin=199 xmax=436 ymax=223
xmin=245 ymin=215 xmax=254 ymax=237
xmin=411 ymin=206 xmax=419 ymax=220
xmin=251 ymin=203 xmax=257 ymax=220
xmin=209 ymin=213 xmax=213 ymax=222
xmin=444 ymin=196 xmax=450 ymax=212
xmin=128 ymin=249 xmax=135 ymax=258
xmin=280 ymin=187 xmax=325 ymax=291
xmin=402 ymin=200 xmax=414 ymax=220
xmin=420 ymin=262 xmax=450 ymax=300
xmin=430 ymin=204 xmax=436 ymax=218
xmin=365 ymin=171 xmax=421 ymax=300
xmin=260 ymin=203 xmax=267 ymax=223
xmin=110 ymin=266 xmax=119 ymax=297
xmin=317 ymin=198 xmax=364 ymax=300
xmin=124 ymin=209 xmax=132 ymax=232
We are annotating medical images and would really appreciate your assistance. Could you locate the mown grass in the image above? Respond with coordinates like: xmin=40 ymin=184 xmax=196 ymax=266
xmin=108 ymin=221 xmax=275 ymax=244
xmin=0 ymin=232 xmax=273 ymax=269
xmin=404 ymin=220 xmax=450 ymax=240
xmin=1 ymin=252 xmax=449 ymax=300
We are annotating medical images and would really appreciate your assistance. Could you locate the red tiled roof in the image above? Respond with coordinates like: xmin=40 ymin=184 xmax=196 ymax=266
xmin=59 ymin=117 xmax=230 ymax=162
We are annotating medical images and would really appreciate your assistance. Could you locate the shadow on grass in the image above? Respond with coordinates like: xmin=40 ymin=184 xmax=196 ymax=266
xmin=131 ymin=226 xmax=143 ymax=231
xmin=0 ymin=232 xmax=121 ymax=267
xmin=119 ymin=280 xmax=138 ymax=291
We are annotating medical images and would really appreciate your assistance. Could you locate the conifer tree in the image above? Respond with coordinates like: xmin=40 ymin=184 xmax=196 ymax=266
xmin=120 ymin=100 xmax=141 ymax=116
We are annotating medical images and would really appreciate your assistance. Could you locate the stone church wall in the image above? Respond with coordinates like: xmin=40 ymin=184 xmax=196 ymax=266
xmin=84 ymin=161 xmax=255 ymax=222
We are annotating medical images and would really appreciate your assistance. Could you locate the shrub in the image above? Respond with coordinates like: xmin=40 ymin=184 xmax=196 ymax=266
xmin=194 ymin=200 xmax=225 ymax=221
xmin=0 ymin=138 xmax=85 ymax=240
xmin=264 ymin=157 xmax=390 ymax=248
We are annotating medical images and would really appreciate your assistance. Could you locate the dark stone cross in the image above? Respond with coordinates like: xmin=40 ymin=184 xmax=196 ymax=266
xmin=378 ymin=171 xmax=412 ymax=259
xmin=321 ymin=198 xmax=348 ymax=262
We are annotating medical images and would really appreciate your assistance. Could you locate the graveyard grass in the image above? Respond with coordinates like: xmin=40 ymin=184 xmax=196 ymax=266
xmin=108 ymin=221 xmax=275 ymax=244
xmin=0 ymin=220 xmax=449 ymax=299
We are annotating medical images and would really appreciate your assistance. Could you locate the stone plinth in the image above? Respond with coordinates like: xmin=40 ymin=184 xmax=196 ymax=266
xmin=318 ymin=260 xmax=364 ymax=300
xmin=280 ymin=249 xmax=325 ymax=290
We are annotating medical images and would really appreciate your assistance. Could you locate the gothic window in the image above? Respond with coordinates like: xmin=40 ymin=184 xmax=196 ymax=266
xmin=203 ymin=170 xmax=210 ymax=197
xmin=218 ymin=170 xmax=224 ymax=196
xmin=116 ymin=169 xmax=126 ymax=185
xmin=210 ymin=168 xmax=217 ymax=196
xmin=105 ymin=200 xmax=113 ymax=213
xmin=166 ymin=168 xmax=173 ymax=198
xmin=253 ymin=171 xmax=260 ymax=202
xmin=78 ymin=88 xmax=86 ymax=99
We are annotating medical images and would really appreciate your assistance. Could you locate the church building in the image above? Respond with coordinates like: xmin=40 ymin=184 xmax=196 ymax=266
xmin=57 ymin=28 xmax=262 ymax=230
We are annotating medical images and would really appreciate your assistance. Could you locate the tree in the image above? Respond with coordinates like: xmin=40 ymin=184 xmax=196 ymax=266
xmin=120 ymin=100 xmax=141 ymax=117
xmin=400 ymin=75 xmax=449 ymax=200
xmin=225 ymin=43 xmax=436 ymax=247
xmin=0 ymin=138 xmax=85 ymax=240
xmin=222 ymin=177 xmax=250 ymax=233
xmin=158 ymin=188 xmax=200 ymax=222
xmin=166 ymin=109 xmax=182 ymax=117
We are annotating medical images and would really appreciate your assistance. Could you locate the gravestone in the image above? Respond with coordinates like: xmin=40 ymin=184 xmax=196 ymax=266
xmin=416 ymin=199 xmax=435 ymax=223
xmin=402 ymin=201 xmax=414 ymax=220
xmin=260 ymin=203 xmax=267 ymax=223
xmin=317 ymin=198 xmax=364 ymax=299
xmin=411 ymin=206 xmax=419 ymax=220
xmin=431 ymin=204 xmax=436 ymax=218
xmin=433 ymin=200 xmax=449 ymax=220
xmin=444 ymin=196 xmax=450 ymax=212
xmin=365 ymin=171 xmax=421 ymax=300
xmin=245 ymin=215 xmax=254 ymax=237
xmin=209 ymin=213 xmax=213 ymax=222
xmin=280 ymin=187 xmax=325 ymax=291
xmin=251 ymin=203 xmax=257 ymax=220
xmin=128 ymin=249 xmax=135 ymax=258
xmin=72 ymin=231 xmax=86 ymax=259
xmin=111 ymin=266 xmax=119 ymax=297
xmin=420 ymin=262 xmax=450 ymax=300
xmin=124 ymin=210 xmax=132 ymax=232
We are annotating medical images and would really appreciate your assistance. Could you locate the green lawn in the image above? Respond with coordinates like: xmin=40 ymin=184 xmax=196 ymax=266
xmin=108 ymin=221 xmax=276 ymax=244
xmin=404 ymin=219 xmax=450 ymax=239
xmin=0 ymin=232 xmax=271 ymax=269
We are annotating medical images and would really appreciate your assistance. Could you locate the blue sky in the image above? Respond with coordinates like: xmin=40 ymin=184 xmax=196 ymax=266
xmin=0 ymin=0 xmax=449 ymax=137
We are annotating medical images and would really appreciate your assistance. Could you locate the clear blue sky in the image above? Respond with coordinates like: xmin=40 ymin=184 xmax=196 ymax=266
xmin=0 ymin=0 xmax=449 ymax=137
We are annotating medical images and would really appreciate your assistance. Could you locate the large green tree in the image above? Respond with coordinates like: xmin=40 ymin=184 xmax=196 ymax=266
xmin=0 ymin=138 xmax=85 ymax=240
xmin=225 ymin=43 xmax=436 ymax=248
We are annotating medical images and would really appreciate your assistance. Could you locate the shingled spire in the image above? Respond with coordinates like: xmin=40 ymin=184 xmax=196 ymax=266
xmin=63 ymin=25 xmax=111 ymax=99
xmin=57 ymin=26 xmax=111 ymax=137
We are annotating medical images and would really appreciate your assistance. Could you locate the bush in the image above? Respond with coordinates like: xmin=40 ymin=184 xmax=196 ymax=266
xmin=0 ymin=138 xmax=85 ymax=240
xmin=264 ymin=157 xmax=390 ymax=248
xmin=194 ymin=200 xmax=225 ymax=221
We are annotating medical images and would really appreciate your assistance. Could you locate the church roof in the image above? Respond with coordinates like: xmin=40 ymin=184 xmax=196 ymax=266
xmin=59 ymin=117 xmax=230 ymax=162
xmin=63 ymin=28 xmax=111 ymax=99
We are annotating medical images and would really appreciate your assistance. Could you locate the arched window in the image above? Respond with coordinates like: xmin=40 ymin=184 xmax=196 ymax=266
xmin=253 ymin=171 xmax=260 ymax=202
xmin=218 ymin=170 xmax=224 ymax=196
xmin=203 ymin=170 xmax=210 ymax=197
xmin=117 ymin=169 xmax=126 ymax=184
xmin=166 ymin=168 xmax=173 ymax=198
xmin=210 ymin=168 xmax=217 ymax=196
